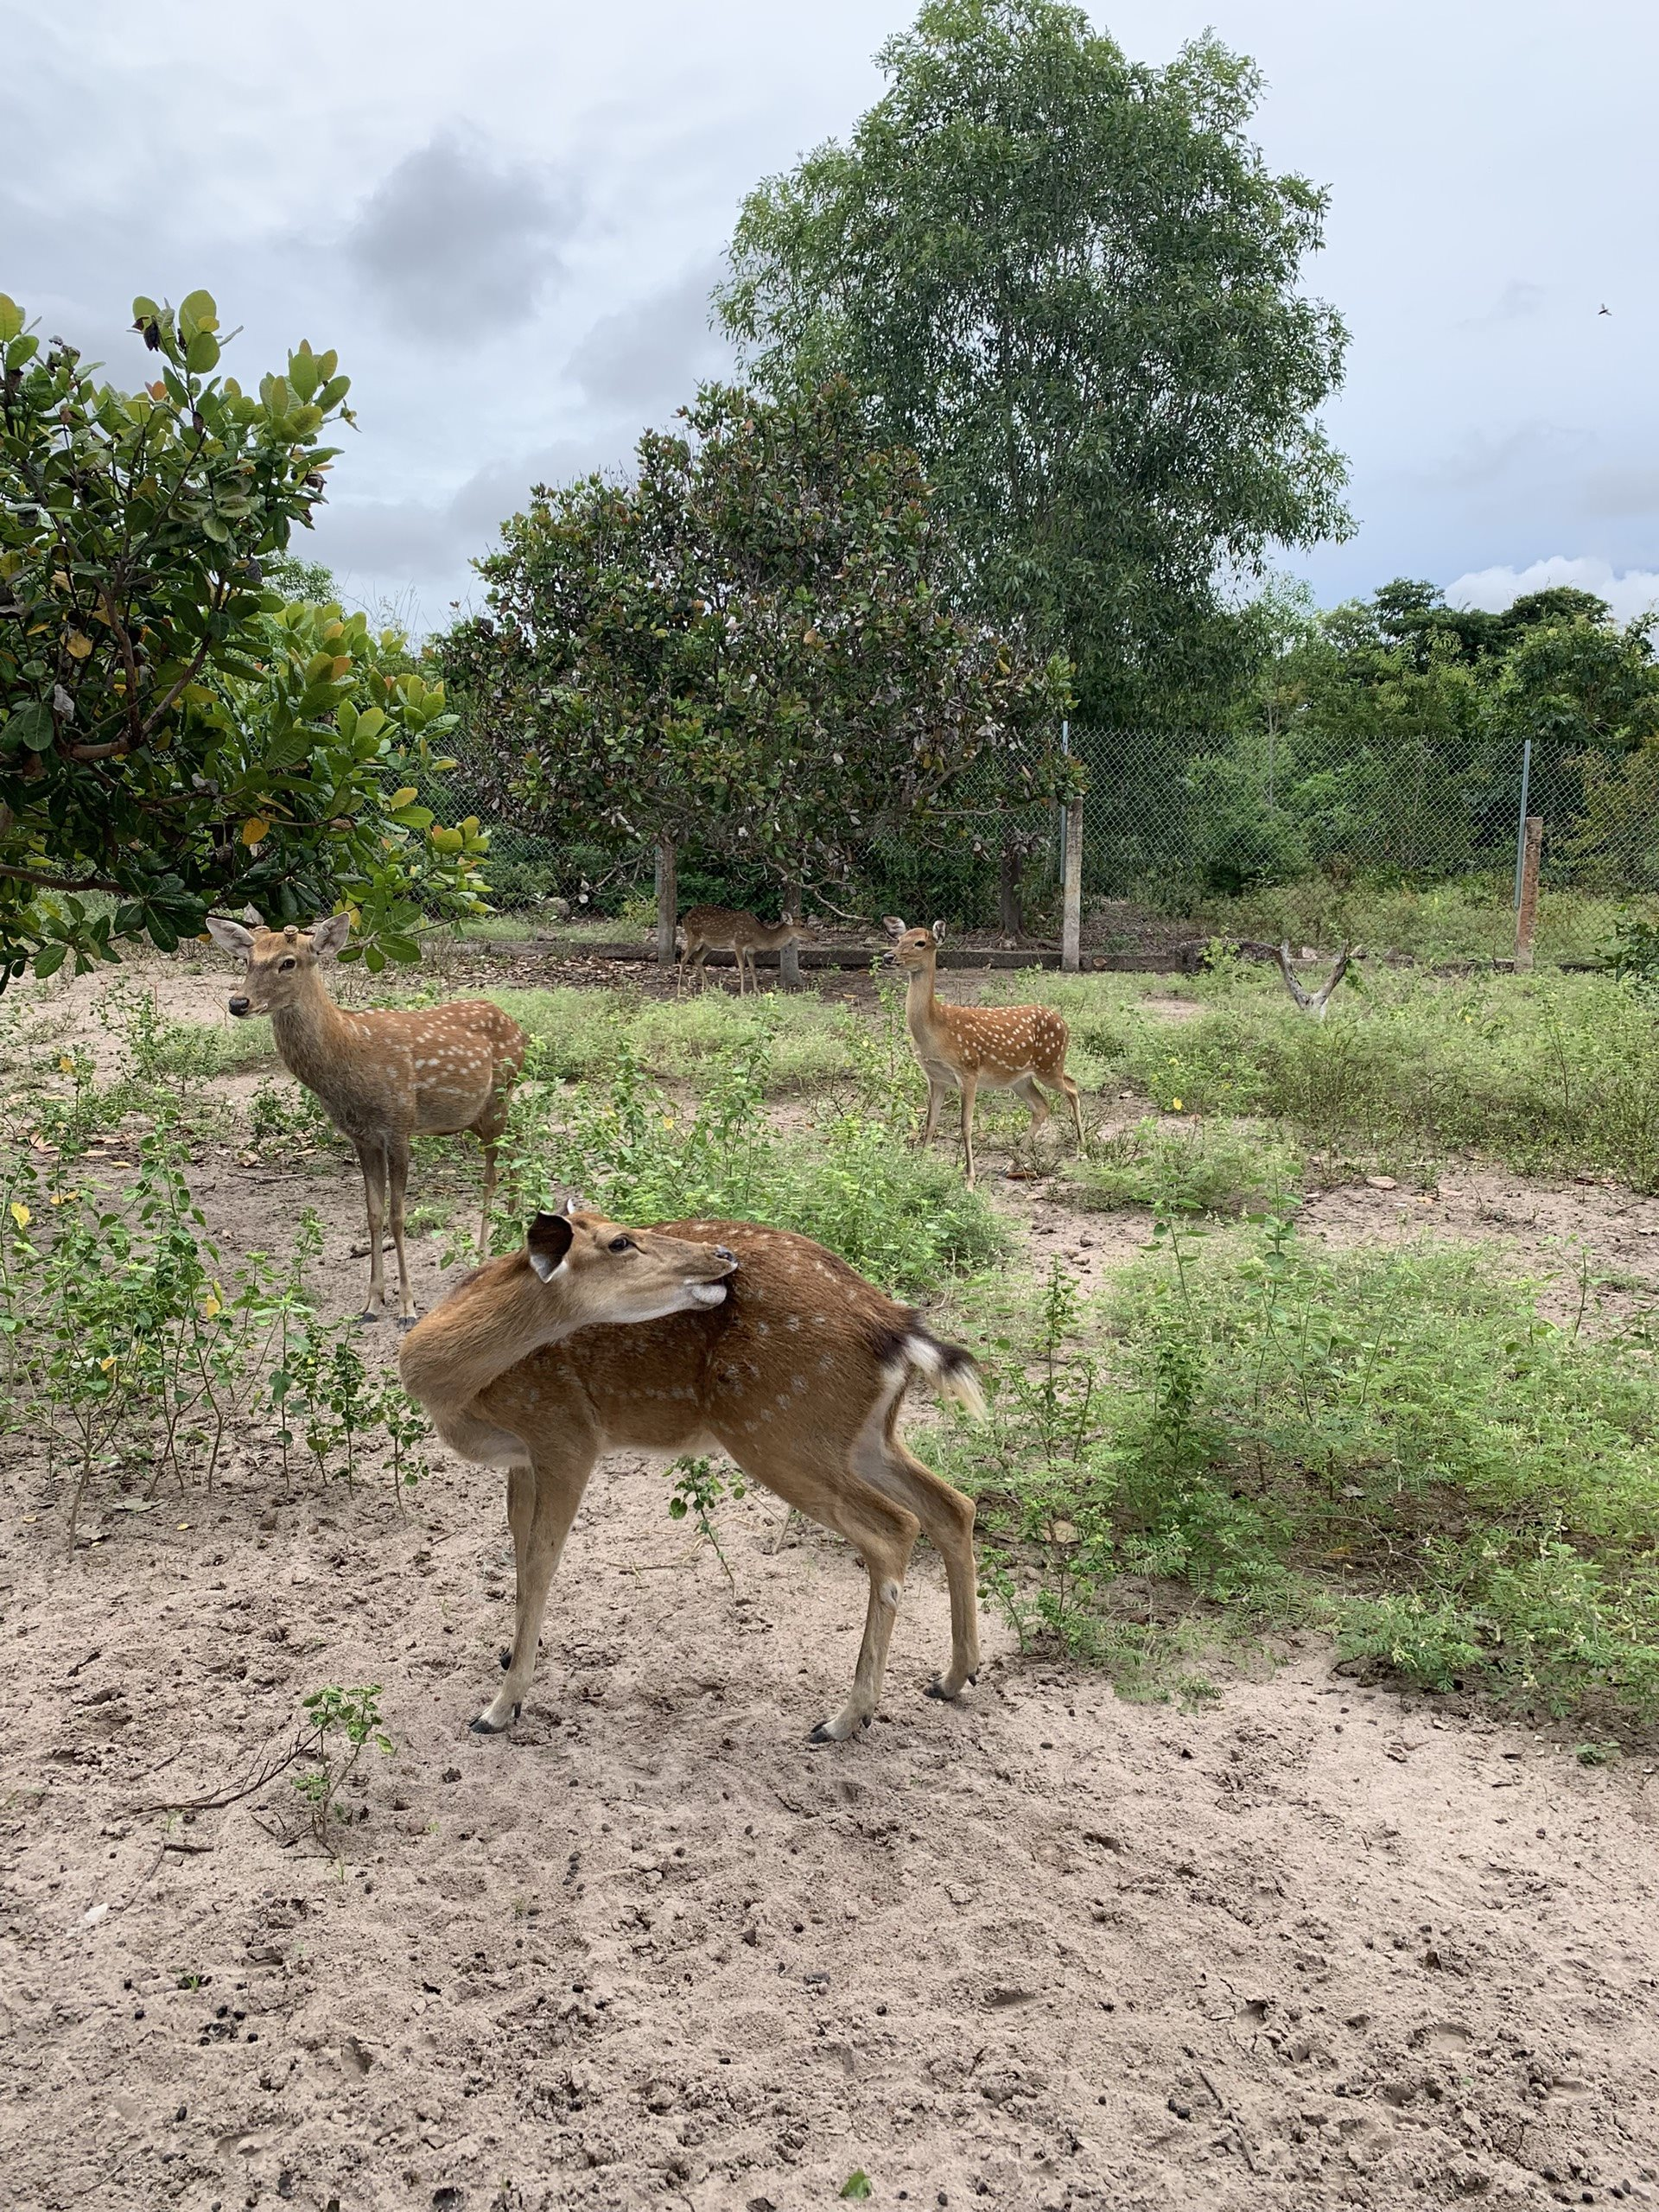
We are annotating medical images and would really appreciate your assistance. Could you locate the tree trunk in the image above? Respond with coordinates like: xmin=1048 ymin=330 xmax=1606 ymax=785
xmin=779 ymin=874 xmax=802 ymax=991
xmin=998 ymin=838 xmax=1025 ymax=939
xmin=654 ymin=839 xmax=677 ymax=969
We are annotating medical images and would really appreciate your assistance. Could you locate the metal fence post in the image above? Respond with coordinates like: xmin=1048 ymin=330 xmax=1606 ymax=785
xmin=654 ymin=838 xmax=677 ymax=969
xmin=1512 ymin=739 xmax=1533 ymax=909
xmin=1061 ymin=806 xmax=1083 ymax=973
xmin=1515 ymin=816 xmax=1543 ymax=970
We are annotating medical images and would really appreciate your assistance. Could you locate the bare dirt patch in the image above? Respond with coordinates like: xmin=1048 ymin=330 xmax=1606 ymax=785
xmin=5 ymin=962 xmax=1659 ymax=2209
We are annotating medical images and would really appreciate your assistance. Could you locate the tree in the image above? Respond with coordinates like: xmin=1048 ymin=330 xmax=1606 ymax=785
xmin=438 ymin=378 xmax=1072 ymax=906
xmin=0 ymin=289 xmax=488 ymax=983
xmin=716 ymin=0 xmax=1351 ymax=732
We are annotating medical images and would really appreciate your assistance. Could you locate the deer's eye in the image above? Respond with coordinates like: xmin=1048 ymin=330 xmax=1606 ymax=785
xmin=608 ymin=1235 xmax=634 ymax=1254
xmin=278 ymin=957 xmax=296 ymax=971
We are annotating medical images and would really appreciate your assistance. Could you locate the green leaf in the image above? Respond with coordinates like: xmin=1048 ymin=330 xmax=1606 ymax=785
xmin=839 ymin=2175 xmax=873 ymax=2200
xmin=179 ymin=288 xmax=218 ymax=333
xmin=185 ymin=329 xmax=220 ymax=373
xmin=0 ymin=293 xmax=23 ymax=342
xmin=32 ymin=943 xmax=67 ymax=979
xmin=1 ymin=702 xmax=53 ymax=755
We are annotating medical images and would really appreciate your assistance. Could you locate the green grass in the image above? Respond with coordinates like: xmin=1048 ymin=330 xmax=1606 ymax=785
xmin=493 ymin=1018 xmax=1004 ymax=1300
xmin=1022 ymin=963 xmax=1659 ymax=1189
xmin=927 ymin=1224 xmax=1659 ymax=1720
xmin=491 ymin=986 xmax=854 ymax=1093
xmin=1071 ymin=1116 xmax=1305 ymax=1217
xmin=1185 ymin=876 xmax=1648 ymax=966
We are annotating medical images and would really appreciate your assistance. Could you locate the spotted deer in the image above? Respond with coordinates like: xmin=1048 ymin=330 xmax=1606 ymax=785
xmin=883 ymin=917 xmax=1085 ymax=1186
xmin=677 ymin=906 xmax=812 ymax=995
xmin=207 ymin=915 xmax=526 ymax=1324
xmin=398 ymin=1199 xmax=984 ymax=1744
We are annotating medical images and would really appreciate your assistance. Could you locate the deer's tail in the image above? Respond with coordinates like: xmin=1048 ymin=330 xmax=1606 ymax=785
xmin=899 ymin=1326 xmax=987 ymax=1421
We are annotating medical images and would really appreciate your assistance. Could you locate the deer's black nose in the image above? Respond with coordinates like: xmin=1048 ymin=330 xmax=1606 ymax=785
xmin=228 ymin=995 xmax=251 ymax=1018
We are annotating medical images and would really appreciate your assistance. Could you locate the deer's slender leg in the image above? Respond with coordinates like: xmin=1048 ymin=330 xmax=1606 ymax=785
xmin=921 ymin=1077 xmax=948 ymax=1147
xmin=1060 ymin=1072 xmax=1086 ymax=1154
xmin=387 ymin=1135 xmax=415 ymax=1325
xmin=354 ymin=1137 xmax=389 ymax=1319
xmin=724 ymin=1443 xmax=918 ymax=1743
xmin=472 ymin=1433 xmax=598 ymax=1733
xmin=1013 ymin=1072 xmax=1052 ymax=1136
xmin=859 ymin=1430 xmax=981 ymax=1701
xmin=477 ymin=1138 xmax=499 ymax=1262
xmin=958 ymin=1070 xmax=980 ymax=1186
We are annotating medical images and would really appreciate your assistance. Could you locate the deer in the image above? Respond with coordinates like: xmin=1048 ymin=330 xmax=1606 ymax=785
xmin=398 ymin=1197 xmax=985 ymax=1745
xmin=677 ymin=905 xmax=813 ymax=995
xmin=206 ymin=914 xmax=527 ymax=1325
xmin=882 ymin=918 xmax=1086 ymax=1187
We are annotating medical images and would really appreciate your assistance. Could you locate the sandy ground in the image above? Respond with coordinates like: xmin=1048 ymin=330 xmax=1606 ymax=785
xmin=5 ymin=955 xmax=1659 ymax=2209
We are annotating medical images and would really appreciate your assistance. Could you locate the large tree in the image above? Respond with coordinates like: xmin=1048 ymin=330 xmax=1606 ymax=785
xmin=0 ymin=289 xmax=487 ymax=982
xmin=716 ymin=0 xmax=1351 ymax=731
xmin=438 ymin=377 xmax=1072 ymax=906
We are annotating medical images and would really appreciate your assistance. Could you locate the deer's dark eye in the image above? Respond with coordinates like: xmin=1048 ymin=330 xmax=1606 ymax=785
xmin=278 ymin=957 xmax=296 ymax=971
xmin=608 ymin=1235 xmax=633 ymax=1254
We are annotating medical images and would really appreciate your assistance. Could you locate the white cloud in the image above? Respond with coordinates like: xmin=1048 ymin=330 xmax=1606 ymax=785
xmin=1445 ymin=556 xmax=1659 ymax=626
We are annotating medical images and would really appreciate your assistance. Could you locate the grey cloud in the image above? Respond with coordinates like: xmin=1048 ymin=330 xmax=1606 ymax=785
xmin=1578 ymin=462 xmax=1659 ymax=519
xmin=564 ymin=262 xmax=735 ymax=418
xmin=308 ymin=435 xmax=626 ymax=623
xmin=1461 ymin=279 xmax=1548 ymax=327
xmin=344 ymin=131 xmax=578 ymax=338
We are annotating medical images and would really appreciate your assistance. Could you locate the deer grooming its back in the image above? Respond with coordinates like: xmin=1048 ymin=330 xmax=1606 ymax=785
xmin=883 ymin=918 xmax=1085 ymax=1186
xmin=399 ymin=1201 xmax=985 ymax=1744
xmin=677 ymin=906 xmax=812 ymax=995
xmin=207 ymin=915 xmax=527 ymax=1324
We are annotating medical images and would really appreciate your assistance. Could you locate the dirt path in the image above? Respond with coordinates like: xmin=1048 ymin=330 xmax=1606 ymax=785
xmin=6 ymin=964 xmax=1659 ymax=2208
xmin=4 ymin=1374 xmax=1657 ymax=2212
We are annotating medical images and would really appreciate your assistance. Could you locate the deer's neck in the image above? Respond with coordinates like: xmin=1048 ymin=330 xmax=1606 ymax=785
xmin=904 ymin=963 xmax=945 ymax=1047
xmin=400 ymin=1261 xmax=581 ymax=1413
xmin=269 ymin=974 xmax=355 ymax=1096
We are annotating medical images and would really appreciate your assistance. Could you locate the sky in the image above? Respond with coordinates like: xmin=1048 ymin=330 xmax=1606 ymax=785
xmin=7 ymin=0 xmax=1657 ymax=633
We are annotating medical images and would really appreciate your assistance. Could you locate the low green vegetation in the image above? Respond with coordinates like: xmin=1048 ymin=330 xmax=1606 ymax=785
xmin=1033 ymin=962 xmax=1659 ymax=1188
xmin=1189 ymin=877 xmax=1644 ymax=967
xmin=1071 ymin=1115 xmax=1304 ymax=1217
xmin=931 ymin=1222 xmax=1659 ymax=1720
xmin=495 ymin=1016 xmax=1004 ymax=1299
xmin=493 ymin=984 xmax=854 ymax=1092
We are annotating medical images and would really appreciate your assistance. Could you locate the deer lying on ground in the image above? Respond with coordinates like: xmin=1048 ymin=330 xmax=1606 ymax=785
xmin=207 ymin=914 xmax=527 ymax=1324
xmin=398 ymin=1198 xmax=984 ymax=1744
xmin=677 ymin=906 xmax=812 ymax=995
xmin=883 ymin=918 xmax=1085 ymax=1186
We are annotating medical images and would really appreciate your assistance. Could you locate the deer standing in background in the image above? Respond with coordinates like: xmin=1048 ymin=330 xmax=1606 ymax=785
xmin=883 ymin=918 xmax=1086 ymax=1187
xmin=677 ymin=906 xmax=812 ymax=995
xmin=207 ymin=915 xmax=526 ymax=1324
xmin=399 ymin=1198 xmax=984 ymax=1744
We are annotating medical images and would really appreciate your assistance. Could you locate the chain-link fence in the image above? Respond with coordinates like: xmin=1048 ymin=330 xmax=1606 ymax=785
xmin=423 ymin=723 xmax=1659 ymax=935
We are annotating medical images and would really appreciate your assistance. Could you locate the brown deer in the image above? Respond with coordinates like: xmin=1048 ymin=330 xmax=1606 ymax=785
xmin=883 ymin=918 xmax=1085 ymax=1186
xmin=677 ymin=905 xmax=812 ymax=995
xmin=398 ymin=1199 xmax=984 ymax=1744
xmin=207 ymin=914 xmax=526 ymax=1324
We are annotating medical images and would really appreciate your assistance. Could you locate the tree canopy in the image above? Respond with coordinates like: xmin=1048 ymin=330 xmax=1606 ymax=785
xmin=0 ymin=289 xmax=487 ymax=982
xmin=717 ymin=0 xmax=1351 ymax=729
xmin=438 ymin=378 xmax=1072 ymax=894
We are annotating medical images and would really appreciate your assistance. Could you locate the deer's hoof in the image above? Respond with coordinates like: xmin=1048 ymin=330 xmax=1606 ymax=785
xmin=395 ymin=1313 xmax=417 ymax=1332
xmin=353 ymin=1308 xmax=381 ymax=1327
xmin=469 ymin=1703 xmax=519 ymax=1736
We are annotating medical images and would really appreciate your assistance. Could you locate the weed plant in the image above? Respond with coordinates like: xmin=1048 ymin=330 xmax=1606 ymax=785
xmin=1029 ymin=964 xmax=1659 ymax=1188
xmin=491 ymin=984 xmax=852 ymax=1092
xmin=1073 ymin=1116 xmax=1305 ymax=1216
xmin=932 ymin=1219 xmax=1659 ymax=1719
xmin=496 ymin=1015 xmax=1003 ymax=1297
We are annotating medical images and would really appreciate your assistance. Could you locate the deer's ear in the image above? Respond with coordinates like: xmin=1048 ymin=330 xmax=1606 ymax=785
xmin=526 ymin=1211 xmax=575 ymax=1281
xmin=882 ymin=916 xmax=908 ymax=939
xmin=308 ymin=912 xmax=353 ymax=962
xmin=931 ymin=919 xmax=946 ymax=944
xmin=206 ymin=916 xmax=255 ymax=959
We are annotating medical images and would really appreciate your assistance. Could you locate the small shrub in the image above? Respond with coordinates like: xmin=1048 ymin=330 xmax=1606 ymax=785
xmin=1072 ymin=1116 xmax=1303 ymax=1217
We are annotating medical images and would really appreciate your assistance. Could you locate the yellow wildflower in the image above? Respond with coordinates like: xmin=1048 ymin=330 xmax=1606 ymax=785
xmin=9 ymin=1201 xmax=29 ymax=1230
